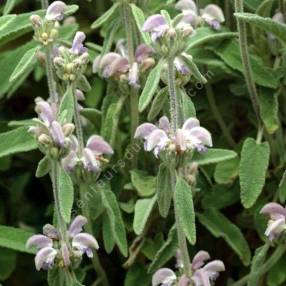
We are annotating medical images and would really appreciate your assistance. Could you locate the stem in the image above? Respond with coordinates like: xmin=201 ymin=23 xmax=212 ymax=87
xmin=231 ymin=244 xmax=286 ymax=286
xmin=167 ymin=57 xmax=179 ymax=133
xmin=72 ymin=85 xmax=84 ymax=151
xmin=79 ymin=184 xmax=110 ymax=286
xmin=41 ymin=0 xmax=49 ymax=9
xmin=235 ymin=0 xmax=262 ymax=129
xmin=280 ymin=0 xmax=286 ymax=21
xmin=205 ymin=83 xmax=236 ymax=148
xmin=171 ymin=171 xmax=191 ymax=277
xmin=46 ymin=45 xmax=58 ymax=103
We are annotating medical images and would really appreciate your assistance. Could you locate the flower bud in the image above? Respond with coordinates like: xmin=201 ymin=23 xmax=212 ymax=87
xmin=30 ymin=15 xmax=42 ymax=27
xmin=36 ymin=51 xmax=46 ymax=66
xmin=38 ymin=134 xmax=52 ymax=145
xmin=53 ymin=56 xmax=64 ymax=66
xmin=141 ymin=58 xmax=155 ymax=72
xmin=62 ymin=123 xmax=75 ymax=136
xmin=50 ymin=29 xmax=58 ymax=39
xmin=166 ymin=28 xmax=177 ymax=39
xmin=65 ymin=63 xmax=74 ymax=73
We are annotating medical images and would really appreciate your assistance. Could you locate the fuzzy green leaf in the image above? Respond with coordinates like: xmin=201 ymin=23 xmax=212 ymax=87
xmin=102 ymin=214 xmax=116 ymax=253
xmin=240 ymin=138 xmax=270 ymax=208
xmin=58 ymin=167 xmax=74 ymax=223
xmin=178 ymin=88 xmax=196 ymax=119
xmin=279 ymin=170 xmax=286 ymax=203
xmin=91 ymin=3 xmax=119 ymax=29
xmin=36 ymin=156 xmax=51 ymax=178
xmin=139 ymin=59 xmax=164 ymax=112
xmin=147 ymin=88 xmax=168 ymax=121
xmin=214 ymin=157 xmax=240 ymax=185
xmin=198 ymin=209 xmax=251 ymax=265
xmin=59 ymin=86 xmax=74 ymax=123
xmin=0 ymin=225 xmax=35 ymax=254
xmin=0 ymin=127 xmax=37 ymax=158
xmin=174 ymin=177 xmax=196 ymax=245
xmin=0 ymin=15 xmax=16 ymax=32
xmin=130 ymin=170 xmax=156 ymax=197
xmin=192 ymin=149 xmax=237 ymax=165
xmin=3 ymin=0 xmax=17 ymax=15
xmin=133 ymin=196 xmax=156 ymax=235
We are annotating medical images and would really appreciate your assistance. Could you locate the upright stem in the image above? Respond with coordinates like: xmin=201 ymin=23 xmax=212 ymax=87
xmin=235 ymin=0 xmax=262 ymax=130
xmin=280 ymin=0 xmax=286 ymax=21
xmin=167 ymin=57 xmax=179 ymax=133
xmin=205 ymin=83 xmax=236 ymax=148
xmin=79 ymin=184 xmax=110 ymax=286
xmin=46 ymin=45 xmax=58 ymax=103
xmin=41 ymin=0 xmax=49 ymax=9
xmin=171 ymin=171 xmax=191 ymax=277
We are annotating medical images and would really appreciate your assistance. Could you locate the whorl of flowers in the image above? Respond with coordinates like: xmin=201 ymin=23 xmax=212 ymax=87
xmin=175 ymin=0 xmax=225 ymax=30
xmin=53 ymin=31 xmax=89 ymax=82
xmin=29 ymin=98 xmax=74 ymax=157
xmin=30 ymin=1 xmax=67 ymax=45
xmin=260 ymin=202 xmax=286 ymax=241
xmin=93 ymin=42 xmax=155 ymax=88
xmin=62 ymin=134 xmax=113 ymax=175
xmin=152 ymin=250 xmax=225 ymax=286
xmin=26 ymin=215 xmax=99 ymax=271
xmin=135 ymin=116 xmax=212 ymax=157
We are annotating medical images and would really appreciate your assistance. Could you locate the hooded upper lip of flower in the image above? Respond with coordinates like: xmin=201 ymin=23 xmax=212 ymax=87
xmin=134 ymin=116 xmax=212 ymax=156
xmin=45 ymin=1 xmax=67 ymax=21
xmin=152 ymin=268 xmax=177 ymax=286
xmin=70 ymin=31 xmax=88 ymax=55
xmin=260 ymin=202 xmax=286 ymax=240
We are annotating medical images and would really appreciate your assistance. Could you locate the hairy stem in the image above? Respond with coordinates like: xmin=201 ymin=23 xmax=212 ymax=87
xmin=46 ymin=45 xmax=58 ymax=103
xmin=41 ymin=0 xmax=49 ymax=9
xmin=205 ymin=83 xmax=236 ymax=148
xmin=167 ymin=57 xmax=179 ymax=133
xmin=235 ymin=0 xmax=262 ymax=129
xmin=231 ymin=244 xmax=286 ymax=286
xmin=80 ymin=184 xmax=110 ymax=286
xmin=171 ymin=171 xmax=191 ymax=277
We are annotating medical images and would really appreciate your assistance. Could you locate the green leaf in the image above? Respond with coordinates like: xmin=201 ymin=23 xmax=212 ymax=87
xmin=139 ymin=59 xmax=164 ymax=112
xmin=279 ymin=171 xmax=286 ymax=204
xmin=3 ymin=0 xmax=17 ymax=15
xmin=148 ymin=225 xmax=177 ymax=273
xmin=125 ymin=264 xmax=151 ymax=286
xmin=256 ymin=0 xmax=274 ymax=17
xmin=102 ymin=214 xmax=116 ymax=253
xmin=187 ymin=27 xmax=237 ymax=50
xmin=198 ymin=209 xmax=251 ymax=265
xmin=0 ymin=127 xmax=37 ymax=158
xmin=267 ymin=253 xmax=286 ymax=286
xmin=235 ymin=12 xmax=286 ymax=44
xmin=9 ymin=46 xmax=38 ymax=82
xmin=130 ymin=170 xmax=156 ymax=197
xmin=192 ymin=149 xmax=237 ymax=165
xmin=36 ymin=156 xmax=51 ymax=178
xmin=91 ymin=3 xmax=119 ymax=29
xmin=147 ymin=88 xmax=168 ymax=121
xmin=58 ymin=166 xmax=74 ymax=223
xmin=248 ymin=244 xmax=270 ymax=286
xmin=214 ymin=157 xmax=240 ymax=184
xmin=0 ymin=225 xmax=35 ymax=254
xmin=258 ymin=89 xmax=279 ymax=134
xmin=80 ymin=108 xmax=102 ymax=130
xmin=133 ymin=196 xmax=156 ymax=235
xmin=214 ymin=40 xmax=278 ymax=89
xmin=59 ymin=86 xmax=74 ymax=123
xmin=174 ymin=177 xmax=196 ymax=245
xmin=130 ymin=4 xmax=152 ymax=45
xmin=156 ymin=163 xmax=173 ymax=218
xmin=0 ymin=15 xmax=16 ymax=32
xmin=48 ymin=268 xmax=67 ymax=286
xmin=101 ymin=189 xmax=128 ymax=257
xmin=0 ymin=248 xmax=16 ymax=281
xmin=240 ymin=138 xmax=270 ymax=208
xmin=178 ymin=88 xmax=196 ymax=119
xmin=182 ymin=54 xmax=207 ymax=84
xmin=77 ymin=75 xmax=91 ymax=92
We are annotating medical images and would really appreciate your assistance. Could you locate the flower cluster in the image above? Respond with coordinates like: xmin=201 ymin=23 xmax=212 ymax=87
xmin=175 ymin=0 xmax=225 ymax=30
xmin=135 ymin=116 xmax=212 ymax=157
xmin=62 ymin=135 xmax=113 ymax=176
xmin=29 ymin=98 xmax=74 ymax=157
xmin=93 ymin=42 xmax=155 ymax=88
xmin=260 ymin=202 xmax=286 ymax=241
xmin=152 ymin=250 xmax=225 ymax=286
xmin=53 ymin=32 xmax=89 ymax=82
xmin=26 ymin=216 xmax=99 ymax=271
xmin=30 ymin=1 xmax=67 ymax=45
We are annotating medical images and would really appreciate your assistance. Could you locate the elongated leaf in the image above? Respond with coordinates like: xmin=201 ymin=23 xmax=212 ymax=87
xmin=178 ymin=88 xmax=196 ymax=119
xmin=139 ymin=59 xmax=164 ymax=112
xmin=133 ymin=196 xmax=156 ymax=235
xmin=0 ymin=225 xmax=35 ymax=254
xmin=175 ymin=177 xmax=196 ymax=245
xmin=240 ymin=138 xmax=270 ymax=208
xmin=157 ymin=163 xmax=173 ymax=218
xmin=130 ymin=170 xmax=156 ymax=197
xmin=0 ymin=15 xmax=16 ymax=33
xmin=91 ymin=3 xmax=119 ymax=29
xmin=36 ymin=156 xmax=51 ymax=178
xmin=198 ymin=209 xmax=251 ymax=265
xmin=235 ymin=12 xmax=286 ymax=44
xmin=214 ymin=40 xmax=278 ymax=89
xmin=214 ymin=157 xmax=240 ymax=185
xmin=130 ymin=4 xmax=152 ymax=45
xmin=256 ymin=0 xmax=274 ymax=17
xmin=182 ymin=54 xmax=207 ymax=83
xmin=59 ymin=86 xmax=74 ymax=123
xmin=248 ymin=244 xmax=270 ymax=286
xmin=148 ymin=225 xmax=177 ymax=273
xmin=9 ymin=46 xmax=38 ymax=82
xmin=187 ymin=27 xmax=237 ymax=50
xmin=58 ymin=167 xmax=74 ymax=223
xmin=147 ymin=88 xmax=168 ymax=121
xmin=192 ymin=149 xmax=237 ymax=165
xmin=101 ymin=189 xmax=128 ymax=257
xmin=0 ymin=127 xmax=37 ymax=158
xmin=279 ymin=170 xmax=286 ymax=203
xmin=3 ymin=0 xmax=17 ymax=15
xmin=102 ymin=214 xmax=116 ymax=253
xmin=0 ymin=248 xmax=17 ymax=281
